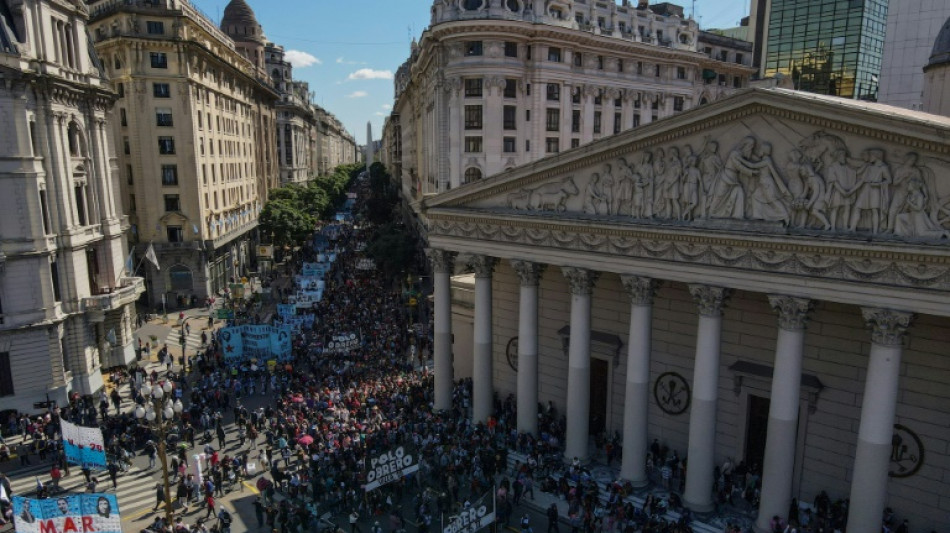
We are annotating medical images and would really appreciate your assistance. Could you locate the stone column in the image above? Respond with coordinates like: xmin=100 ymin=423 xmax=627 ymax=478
xmin=683 ymin=284 xmax=729 ymax=513
xmin=846 ymin=308 xmax=913 ymax=533
xmin=512 ymin=260 xmax=544 ymax=436
xmin=427 ymin=248 xmax=457 ymax=412
xmin=619 ymin=275 xmax=658 ymax=486
xmin=562 ymin=267 xmax=599 ymax=462
xmin=755 ymin=296 xmax=813 ymax=533
xmin=469 ymin=255 xmax=497 ymax=423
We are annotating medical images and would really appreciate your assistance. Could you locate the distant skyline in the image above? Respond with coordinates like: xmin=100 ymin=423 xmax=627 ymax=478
xmin=190 ymin=0 xmax=751 ymax=144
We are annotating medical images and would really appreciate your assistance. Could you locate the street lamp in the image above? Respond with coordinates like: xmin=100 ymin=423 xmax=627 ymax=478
xmin=135 ymin=381 xmax=184 ymax=527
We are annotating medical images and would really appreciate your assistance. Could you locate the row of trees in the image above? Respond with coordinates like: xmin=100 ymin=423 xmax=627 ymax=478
xmin=362 ymin=162 xmax=422 ymax=282
xmin=258 ymin=163 xmax=363 ymax=248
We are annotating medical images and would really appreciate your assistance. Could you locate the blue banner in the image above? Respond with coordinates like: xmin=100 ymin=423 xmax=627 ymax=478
xmin=61 ymin=420 xmax=106 ymax=469
xmin=219 ymin=327 xmax=245 ymax=361
xmin=12 ymin=493 xmax=121 ymax=533
xmin=277 ymin=304 xmax=297 ymax=318
xmin=220 ymin=325 xmax=293 ymax=362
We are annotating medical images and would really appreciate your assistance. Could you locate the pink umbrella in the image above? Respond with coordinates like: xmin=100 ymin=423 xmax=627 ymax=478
xmin=298 ymin=435 xmax=314 ymax=446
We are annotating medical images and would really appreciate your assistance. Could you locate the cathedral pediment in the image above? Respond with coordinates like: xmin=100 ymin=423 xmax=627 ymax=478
xmin=426 ymin=89 xmax=950 ymax=244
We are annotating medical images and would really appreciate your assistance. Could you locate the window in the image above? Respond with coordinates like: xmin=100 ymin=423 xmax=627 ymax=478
xmin=594 ymin=91 xmax=602 ymax=106
xmin=571 ymin=138 xmax=580 ymax=149
xmin=150 ymin=52 xmax=167 ymax=69
xmin=735 ymin=53 xmax=744 ymax=65
xmin=123 ymin=137 xmax=130 ymax=155
xmin=525 ymin=139 xmax=530 ymax=152
xmin=632 ymin=114 xmax=640 ymax=127
xmin=547 ymin=47 xmax=561 ymax=62
xmin=545 ymin=137 xmax=559 ymax=153
xmin=39 ymin=189 xmax=51 ymax=234
xmin=734 ymin=76 xmax=741 ymax=88
xmin=546 ymin=108 xmax=560 ymax=132
xmin=464 ymin=105 xmax=483 ymax=129
xmin=74 ymin=184 xmax=86 ymax=226
xmin=503 ymin=137 xmax=516 ymax=153
xmin=637 ymin=61 xmax=643 ymax=75
xmin=158 ymin=136 xmax=175 ymax=154
xmin=597 ymin=55 xmax=604 ymax=69
xmin=618 ymin=59 xmax=624 ymax=72
xmin=655 ymin=64 xmax=661 ymax=77
xmin=464 ymin=78 xmax=483 ymax=98
xmin=504 ymin=79 xmax=517 ymax=98
xmin=464 ymin=136 xmax=483 ymax=153
xmin=573 ymin=52 xmax=582 ymax=67
xmin=615 ymin=97 xmax=622 ymax=108
xmin=0 ymin=352 xmax=13 ymax=396
xmin=503 ymin=106 xmax=517 ymax=130
xmin=146 ymin=21 xmax=164 ymax=34
xmin=673 ymin=96 xmax=684 ymax=112
xmin=463 ymin=167 xmax=482 ymax=183
xmin=116 ymin=82 xmax=124 ymax=98
xmin=526 ymin=46 xmax=531 ymax=60
xmin=120 ymin=108 xmax=127 ymax=127
xmin=153 ymin=83 xmax=170 ymax=97
xmin=677 ymin=66 xmax=686 ymax=79
xmin=546 ymin=83 xmax=560 ymax=101
xmin=166 ymin=226 xmax=183 ymax=242
xmin=571 ymin=110 xmax=580 ymax=133
xmin=129 ymin=194 xmax=136 ymax=212
xmin=572 ymin=88 xmax=580 ymax=104
xmin=164 ymin=194 xmax=180 ymax=212
xmin=504 ymin=41 xmax=518 ymax=58
xmin=156 ymin=108 xmax=173 ymax=127
xmin=161 ymin=164 xmax=178 ymax=186
xmin=614 ymin=113 xmax=621 ymax=134
xmin=51 ymin=259 xmax=61 ymax=302
xmin=465 ymin=41 xmax=483 ymax=56
xmin=593 ymin=111 xmax=602 ymax=134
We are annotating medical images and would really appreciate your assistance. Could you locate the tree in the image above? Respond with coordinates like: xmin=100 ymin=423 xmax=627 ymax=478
xmin=366 ymin=223 xmax=415 ymax=281
xmin=258 ymin=199 xmax=315 ymax=248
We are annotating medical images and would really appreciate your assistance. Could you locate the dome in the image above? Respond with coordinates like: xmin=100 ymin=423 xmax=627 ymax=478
xmin=928 ymin=16 xmax=950 ymax=68
xmin=221 ymin=0 xmax=264 ymax=42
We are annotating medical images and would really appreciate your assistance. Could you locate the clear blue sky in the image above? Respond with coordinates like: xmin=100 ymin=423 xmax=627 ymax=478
xmin=190 ymin=0 xmax=751 ymax=143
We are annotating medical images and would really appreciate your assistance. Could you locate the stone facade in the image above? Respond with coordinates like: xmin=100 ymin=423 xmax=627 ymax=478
xmin=434 ymin=88 xmax=950 ymax=530
xmin=0 ymin=0 xmax=143 ymax=413
xmin=383 ymin=0 xmax=753 ymax=204
xmin=879 ymin=0 xmax=950 ymax=111
xmin=265 ymin=42 xmax=317 ymax=186
xmin=313 ymin=105 xmax=358 ymax=176
xmin=86 ymin=0 xmax=280 ymax=305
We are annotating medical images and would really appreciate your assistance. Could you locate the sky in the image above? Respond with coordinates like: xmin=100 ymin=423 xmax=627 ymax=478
xmin=190 ymin=0 xmax=751 ymax=144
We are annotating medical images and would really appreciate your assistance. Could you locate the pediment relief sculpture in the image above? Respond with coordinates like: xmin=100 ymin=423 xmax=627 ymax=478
xmin=492 ymin=128 xmax=950 ymax=243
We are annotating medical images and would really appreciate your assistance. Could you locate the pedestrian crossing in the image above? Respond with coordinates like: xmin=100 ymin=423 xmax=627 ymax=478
xmin=5 ymin=463 xmax=160 ymax=516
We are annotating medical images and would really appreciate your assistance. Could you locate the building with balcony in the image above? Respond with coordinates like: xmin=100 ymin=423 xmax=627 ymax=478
xmin=0 ymin=0 xmax=144 ymax=412
xmin=313 ymin=105 xmax=358 ymax=176
xmin=382 ymin=0 xmax=754 ymax=216
xmin=86 ymin=0 xmax=280 ymax=306
xmin=265 ymin=42 xmax=317 ymax=185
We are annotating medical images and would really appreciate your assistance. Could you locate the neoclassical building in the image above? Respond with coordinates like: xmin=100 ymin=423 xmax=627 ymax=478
xmin=424 ymin=89 xmax=950 ymax=531
xmin=0 ymin=0 xmax=143 ymax=413
xmin=265 ymin=42 xmax=317 ymax=185
xmin=86 ymin=0 xmax=280 ymax=305
xmin=314 ymin=104 xmax=358 ymax=176
xmin=383 ymin=0 xmax=754 ymax=209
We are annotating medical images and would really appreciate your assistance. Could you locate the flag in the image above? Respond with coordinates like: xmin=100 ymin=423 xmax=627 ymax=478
xmin=145 ymin=243 xmax=160 ymax=270
xmin=0 ymin=483 xmax=7 ymax=502
xmin=106 ymin=328 xmax=117 ymax=346
xmin=123 ymin=249 xmax=135 ymax=276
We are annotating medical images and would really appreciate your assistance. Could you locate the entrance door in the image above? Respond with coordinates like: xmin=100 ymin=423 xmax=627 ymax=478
xmin=589 ymin=358 xmax=609 ymax=436
xmin=744 ymin=395 xmax=770 ymax=469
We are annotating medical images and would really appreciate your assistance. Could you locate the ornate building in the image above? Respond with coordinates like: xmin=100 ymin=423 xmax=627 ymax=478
xmin=266 ymin=42 xmax=317 ymax=185
xmin=428 ymin=88 xmax=950 ymax=531
xmin=0 ymin=0 xmax=143 ymax=412
xmin=313 ymin=104 xmax=357 ymax=176
xmin=86 ymin=0 xmax=280 ymax=305
xmin=383 ymin=0 xmax=754 ymax=207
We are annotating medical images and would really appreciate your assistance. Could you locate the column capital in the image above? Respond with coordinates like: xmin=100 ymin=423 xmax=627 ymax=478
xmin=861 ymin=308 xmax=914 ymax=346
xmin=620 ymin=275 xmax=658 ymax=305
xmin=688 ymin=284 xmax=730 ymax=317
xmin=562 ymin=267 xmax=599 ymax=296
xmin=511 ymin=259 xmax=545 ymax=286
xmin=767 ymin=295 xmax=814 ymax=331
xmin=426 ymin=248 xmax=457 ymax=274
xmin=467 ymin=255 xmax=497 ymax=278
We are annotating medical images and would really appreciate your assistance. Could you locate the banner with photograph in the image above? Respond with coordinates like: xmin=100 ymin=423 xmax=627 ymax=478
xmin=61 ymin=420 xmax=106 ymax=469
xmin=293 ymin=290 xmax=323 ymax=309
xmin=12 ymin=493 xmax=120 ymax=533
xmin=364 ymin=445 xmax=419 ymax=492
xmin=220 ymin=325 xmax=292 ymax=362
xmin=442 ymin=490 xmax=495 ymax=533
xmin=219 ymin=327 xmax=245 ymax=361
xmin=301 ymin=262 xmax=329 ymax=278
xmin=295 ymin=276 xmax=325 ymax=291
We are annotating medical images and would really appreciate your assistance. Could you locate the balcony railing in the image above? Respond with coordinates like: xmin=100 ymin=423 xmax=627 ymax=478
xmin=81 ymin=276 xmax=145 ymax=313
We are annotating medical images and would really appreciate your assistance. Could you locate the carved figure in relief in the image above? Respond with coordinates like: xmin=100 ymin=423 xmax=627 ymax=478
xmin=529 ymin=176 xmax=579 ymax=212
xmin=894 ymin=174 xmax=950 ymax=239
xmin=707 ymin=137 xmax=756 ymax=219
xmin=785 ymin=149 xmax=831 ymax=229
xmin=584 ymin=172 xmax=609 ymax=215
xmin=600 ymin=163 xmax=616 ymax=215
xmin=887 ymin=152 xmax=929 ymax=233
xmin=823 ymin=149 xmax=857 ymax=230
xmin=746 ymin=142 xmax=792 ymax=225
xmin=615 ymin=158 xmax=636 ymax=216
xmin=698 ymin=139 xmax=723 ymax=217
xmin=654 ymin=146 xmax=683 ymax=219
xmin=636 ymin=151 xmax=656 ymax=218
xmin=681 ymin=153 xmax=702 ymax=220
xmin=848 ymin=149 xmax=891 ymax=233
xmin=506 ymin=189 xmax=532 ymax=210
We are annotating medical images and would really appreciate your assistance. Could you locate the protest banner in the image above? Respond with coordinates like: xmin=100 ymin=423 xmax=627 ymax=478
xmin=219 ymin=327 xmax=245 ymax=360
xmin=12 ymin=493 xmax=120 ymax=533
xmin=325 ymin=333 xmax=360 ymax=353
xmin=301 ymin=262 xmax=329 ymax=278
xmin=356 ymin=258 xmax=376 ymax=271
xmin=364 ymin=445 xmax=419 ymax=492
xmin=220 ymin=325 xmax=293 ymax=362
xmin=277 ymin=304 xmax=297 ymax=318
xmin=294 ymin=290 xmax=323 ymax=309
xmin=61 ymin=420 xmax=106 ymax=469
xmin=442 ymin=490 xmax=495 ymax=533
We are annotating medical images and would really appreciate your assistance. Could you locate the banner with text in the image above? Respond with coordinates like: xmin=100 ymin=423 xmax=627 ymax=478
xmin=325 ymin=333 xmax=361 ymax=354
xmin=12 ymin=493 xmax=120 ymax=533
xmin=61 ymin=420 xmax=106 ymax=469
xmin=219 ymin=325 xmax=293 ymax=362
xmin=364 ymin=445 xmax=419 ymax=492
xmin=442 ymin=490 xmax=495 ymax=533
xmin=277 ymin=304 xmax=297 ymax=319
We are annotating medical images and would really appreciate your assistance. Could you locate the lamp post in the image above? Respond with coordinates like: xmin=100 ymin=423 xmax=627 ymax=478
xmin=135 ymin=381 xmax=184 ymax=527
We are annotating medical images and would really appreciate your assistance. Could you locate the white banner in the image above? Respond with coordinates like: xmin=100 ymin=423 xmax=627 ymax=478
xmin=325 ymin=333 xmax=360 ymax=353
xmin=364 ymin=446 xmax=419 ymax=492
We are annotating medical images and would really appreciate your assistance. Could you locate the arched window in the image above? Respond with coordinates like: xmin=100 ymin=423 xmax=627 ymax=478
xmin=67 ymin=123 xmax=85 ymax=157
xmin=463 ymin=167 xmax=482 ymax=184
xmin=506 ymin=0 xmax=521 ymax=12
xmin=169 ymin=264 xmax=193 ymax=291
xmin=462 ymin=0 xmax=483 ymax=11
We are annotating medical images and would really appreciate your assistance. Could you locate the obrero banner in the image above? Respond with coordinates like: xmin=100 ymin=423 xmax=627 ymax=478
xmin=364 ymin=445 xmax=419 ymax=492
xmin=442 ymin=490 xmax=495 ymax=533
xmin=12 ymin=493 xmax=121 ymax=533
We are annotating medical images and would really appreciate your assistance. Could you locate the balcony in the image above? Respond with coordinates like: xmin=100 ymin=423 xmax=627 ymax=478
xmin=81 ymin=277 xmax=145 ymax=316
